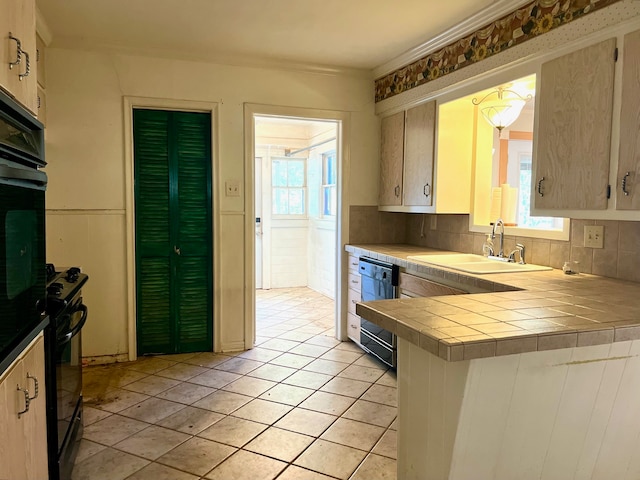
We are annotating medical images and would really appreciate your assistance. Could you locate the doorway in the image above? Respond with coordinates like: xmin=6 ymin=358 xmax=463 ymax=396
xmin=133 ymin=108 xmax=213 ymax=355
xmin=253 ymin=114 xmax=339 ymax=324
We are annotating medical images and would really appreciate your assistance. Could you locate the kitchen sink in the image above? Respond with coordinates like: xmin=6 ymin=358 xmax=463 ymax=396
xmin=406 ymin=254 xmax=552 ymax=274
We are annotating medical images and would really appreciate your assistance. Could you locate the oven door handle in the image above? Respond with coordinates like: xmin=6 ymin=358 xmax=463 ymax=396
xmin=0 ymin=163 xmax=47 ymax=185
xmin=57 ymin=304 xmax=88 ymax=346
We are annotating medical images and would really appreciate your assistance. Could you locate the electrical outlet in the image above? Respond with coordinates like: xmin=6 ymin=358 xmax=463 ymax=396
xmin=584 ymin=225 xmax=604 ymax=249
xmin=225 ymin=180 xmax=240 ymax=197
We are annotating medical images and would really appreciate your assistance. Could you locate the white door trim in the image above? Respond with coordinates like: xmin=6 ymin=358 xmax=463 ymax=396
xmin=123 ymin=96 xmax=220 ymax=360
xmin=244 ymin=104 xmax=351 ymax=344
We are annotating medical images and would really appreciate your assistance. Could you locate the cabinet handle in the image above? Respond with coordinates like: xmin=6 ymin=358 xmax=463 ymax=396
xmin=394 ymin=185 xmax=400 ymax=197
xmin=19 ymin=50 xmax=30 ymax=80
xmin=351 ymin=280 xmax=358 ymax=283
xmin=37 ymin=95 xmax=41 ymax=109
xmin=537 ymin=177 xmax=545 ymax=197
xmin=622 ymin=172 xmax=631 ymax=196
xmin=351 ymin=299 xmax=357 ymax=304
xmin=26 ymin=373 xmax=39 ymax=400
xmin=423 ymin=183 xmax=431 ymax=197
xmin=17 ymin=385 xmax=30 ymax=418
xmin=8 ymin=32 xmax=22 ymax=69
xmin=174 ymin=245 xmax=181 ymax=255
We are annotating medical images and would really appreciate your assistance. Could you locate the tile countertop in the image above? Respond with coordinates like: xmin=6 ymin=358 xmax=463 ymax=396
xmin=347 ymin=244 xmax=640 ymax=362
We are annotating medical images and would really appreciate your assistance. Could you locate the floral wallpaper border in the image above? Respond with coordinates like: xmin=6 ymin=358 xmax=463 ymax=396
xmin=374 ymin=0 xmax=622 ymax=103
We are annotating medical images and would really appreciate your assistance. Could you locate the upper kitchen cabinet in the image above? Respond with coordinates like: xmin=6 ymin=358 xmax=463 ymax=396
xmin=534 ymin=38 xmax=616 ymax=211
xmin=616 ymin=28 xmax=640 ymax=210
xmin=0 ymin=0 xmax=38 ymax=115
xmin=379 ymin=100 xmax=469 ymax=213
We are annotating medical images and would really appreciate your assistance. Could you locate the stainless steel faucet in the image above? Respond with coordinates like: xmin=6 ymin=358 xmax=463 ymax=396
xmin=491 ymin=218 xmax=505 ymax=258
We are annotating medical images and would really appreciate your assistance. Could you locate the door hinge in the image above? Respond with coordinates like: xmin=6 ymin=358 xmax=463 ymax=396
xmin=607 ymin=184 xmax=611 ymax=199
xmin=614 ymin=48 xmax=619 ymax=62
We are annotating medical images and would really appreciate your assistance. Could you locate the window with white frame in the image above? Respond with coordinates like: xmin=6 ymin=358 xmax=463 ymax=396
xmin=322 ymin=151 xmax=337 ymax=216
xmin=272 ymin=157 xmax=306 ymax=216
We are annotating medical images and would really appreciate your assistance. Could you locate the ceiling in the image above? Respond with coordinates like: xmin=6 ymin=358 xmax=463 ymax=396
xmin=37 ymin=0 xmax=503 ymax=71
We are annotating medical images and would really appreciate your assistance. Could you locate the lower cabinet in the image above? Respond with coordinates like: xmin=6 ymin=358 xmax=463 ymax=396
xmin=0 ymin=333 xmax=48 ymax=480
xmin=399 ymin=272 xmax=467 ymax=298
xmin=347 ymin=255 xmax=362 ymax=344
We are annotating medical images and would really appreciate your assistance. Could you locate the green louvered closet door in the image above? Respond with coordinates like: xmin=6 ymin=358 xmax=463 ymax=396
xmin=133 ymin=109 xmax=213 ymax=355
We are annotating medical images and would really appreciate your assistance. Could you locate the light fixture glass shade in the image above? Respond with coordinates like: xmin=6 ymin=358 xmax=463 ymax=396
xmin=480 ymin=99 xmax=526 ymax=131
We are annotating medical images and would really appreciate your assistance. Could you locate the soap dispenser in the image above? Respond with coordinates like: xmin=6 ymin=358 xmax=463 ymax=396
xmin=482 ymin=234 xmax=494 ymax=257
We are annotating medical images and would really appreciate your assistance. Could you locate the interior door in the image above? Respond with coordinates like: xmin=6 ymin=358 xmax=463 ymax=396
xmin=133 ymin=109 xmax=213 ymax=355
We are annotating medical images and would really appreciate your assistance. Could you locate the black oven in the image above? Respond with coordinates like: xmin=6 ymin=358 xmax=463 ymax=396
xmin=45 ymin=265 xmax=89 ymax=480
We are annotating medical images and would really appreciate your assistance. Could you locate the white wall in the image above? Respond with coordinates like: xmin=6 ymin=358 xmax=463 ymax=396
xmin=44 ymin=47 xmax=378 ymax=358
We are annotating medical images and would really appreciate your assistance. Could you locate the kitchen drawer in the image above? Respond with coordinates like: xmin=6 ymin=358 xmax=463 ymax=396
xmin=347 ymin=312 xmax=361 ymax=343
xmin=347 ymin=287 xmax=360 ymax=315
xmin=399 ymin=272 xmax=467 ymax=298
xmin=347 ymin=254 xmax=360 ymax=273
xmin=348 ymin=272 xmax=361 ymax=292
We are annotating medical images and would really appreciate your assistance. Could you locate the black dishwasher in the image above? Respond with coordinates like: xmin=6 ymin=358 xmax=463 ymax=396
xmin=359 ymin=257 xmax=399 ymax=369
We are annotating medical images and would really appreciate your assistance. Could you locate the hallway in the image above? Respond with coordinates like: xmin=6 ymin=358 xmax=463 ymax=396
xmin=72 ymin=287 xmax=397 ymax=479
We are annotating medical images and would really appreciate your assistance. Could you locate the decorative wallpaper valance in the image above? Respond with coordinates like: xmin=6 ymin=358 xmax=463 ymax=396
xmin=374 ymin=0 xmax=622 ymax=103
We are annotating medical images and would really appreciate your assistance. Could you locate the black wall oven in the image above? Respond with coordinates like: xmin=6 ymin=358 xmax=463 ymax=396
xmin=0 ymin=88 xmax=47 ymax=373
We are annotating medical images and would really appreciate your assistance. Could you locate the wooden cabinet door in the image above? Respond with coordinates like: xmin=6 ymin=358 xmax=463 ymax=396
xmin=0 ymin=357 xmax=28 ymax=480
xmin=535 ymin=38 xmax=616 ymax=210
xmin=403 ymin=101 xmax=436 ymax=207
xmin=617 ymin=29 xmax=640 ymax=210
xmin=379 ymin=111 xmax=405 ymax=206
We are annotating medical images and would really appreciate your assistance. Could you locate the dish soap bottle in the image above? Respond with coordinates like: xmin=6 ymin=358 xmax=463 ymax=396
xmin=482 ymin=234 xmax=494 ymax=257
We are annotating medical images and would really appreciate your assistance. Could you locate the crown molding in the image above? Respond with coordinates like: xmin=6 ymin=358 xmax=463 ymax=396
xmin=372 ymin=0 xmax=532 ymax=79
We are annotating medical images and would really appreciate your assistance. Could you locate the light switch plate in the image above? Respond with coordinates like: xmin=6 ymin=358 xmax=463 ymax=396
xmin=225 ymin=180 xmax=240 ymax=197
xmin=584 ymin=225 xmax=604 ymax=249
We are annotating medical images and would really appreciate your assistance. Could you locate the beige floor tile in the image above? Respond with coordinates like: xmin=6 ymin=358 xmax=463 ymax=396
xmin=342 ymin=399 xmax=397 ymax=428
xmin=189 ymin=369 xmax=242 ymax=389
xmin=192 ymin=389 xmax=253 ymax=414
xmin=155 ymin=363 xmax=210 ymax=381
xmin=277 ymin=465 xmax=336 ymax=480
xmin=305 ymin=335 xmax=341 ymax=348
xmin=319 ymin=348 xmax=363 ymax=364
xmin=74 ymin=439 xmax=107 ymax=464
xmin=156 ymin=382 xmax=216 ymax=404
xmin=204 ymin=450 xmax=287 ymax=480
xmin=157 ymin=437 xmax=236 ymax=476
xmin=303 ymin=358 xmax=349 ymax=375
xmin=278 ymin=331 xmax=316 ymax=342
xmin=333 ymin=341 xmax=365 ymax=353
xmin=121 ymin=375 xmax=181 ymax=396
xmin=71 ymin=447 xmax=149 ymax=480
xmin=248 ymin=363 xmax=297 ymax=382
xmin=283 ymin=370 xmax=333 ymax=389
xmin=198 ymin=415 xmax=268 ymax=447
xmin=269 ymin=352 xmax=314 ymax=369
xmin=119 ymin=397 xmax=186 ymax=423
xmin=353 ymin=354 xmax=388 ymax=370
xmin=320 ymin=418 xmax=385 ymax=451
xmin=86 ymin=387 xmax=149 ymax=413
xmin=299 ymin=391 xmax=356 ymax=416
xmin=113 ymin=425 xmax=190 ymax=460
xmin=338 ymin=364 xmax=386 ymax=383
xmin=288 ymin=343 xmax=332 ymax=358
xmin=245 ymin=426 xmax=314 ymax=462
xmin=156 ymin=352 xmax=199 ymax=362
xmin=82 ymin=406 xmax=112 ymax=426
xmin=259 ymin=383 xmax=315 ymax=406
xmin=319 ymin=377 xmax=372 ymax=398
xmin=83 ymin=414 xmax=149 ymax=446
xmin=350 ymin=453 xmax=397 ymax=479
xmin=222 ymin=376 xmax=277 ymax=397
xmin=274 ymin=408 xmax=337 ymax=437
xmin=294 ymin=439 xmax=367 ymax=479
xmin=156 ymin=405 xmax=225 ymax=434
xmin=389 ymin=418 xmax=398 ymax=431
xmin=232 ymin=398 xmax=293 ymax=424
xmin=361 ymin=385 xmax=397 ymax=407
xmin=237 ymin=348 xmax=284 ymax=362
xmin=125 ymin=462 xmax=200 ymax=480
xmin=372 ymin=429 xmax=398 ymax=459
xmin=376 ymin=371 xmax=398 ymax=387
xmin=121 ymin=357 xmax=177 ymax=375
xmin=260 ymin=338 xmax=301 ymax=352
xmin=214 ymin=357 xmax=264 ymax=374
xmin=181 ymin=352 xmax=234 ymax=368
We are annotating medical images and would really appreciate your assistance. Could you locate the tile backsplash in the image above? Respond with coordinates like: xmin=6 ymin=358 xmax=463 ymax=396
xmin=349 ymin=206 xmax=640 ymax=283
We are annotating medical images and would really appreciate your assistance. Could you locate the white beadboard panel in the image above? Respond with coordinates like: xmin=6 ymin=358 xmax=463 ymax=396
xmin=270 ymin=226 xmax=308 ymax=287
xmin=494 ymin=348 xmax=572 ymax=480
xmin=307 ymin=219 xmax=336 ymax=299
xmin=449 ymin=354 xmax=520 ymax=480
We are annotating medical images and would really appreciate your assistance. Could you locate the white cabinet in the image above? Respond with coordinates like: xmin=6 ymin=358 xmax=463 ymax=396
xmin=0 ymin=334 xmax=48 ymax=480
xmin=0 ymin=0 xmax=38 ymax=114
xmin=346 ymin=254 xmax=362 ymax=345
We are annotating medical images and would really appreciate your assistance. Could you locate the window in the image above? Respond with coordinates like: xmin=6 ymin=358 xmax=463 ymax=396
xmin=322 ymin=152 xmax=337 ymax=216
xmin=272 ymin=158 xmax=306 ymax=216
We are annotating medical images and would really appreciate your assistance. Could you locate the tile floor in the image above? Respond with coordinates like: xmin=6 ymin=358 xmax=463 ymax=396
xmin=73 ymin=287 xmax=398 ymax=480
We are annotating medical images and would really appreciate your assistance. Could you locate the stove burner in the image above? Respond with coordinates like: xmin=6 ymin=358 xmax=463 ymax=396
xmin=47 ymin=282 xmax=64 ymax=296
xmin=66 ymin=267 xmax=81 ymax=283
